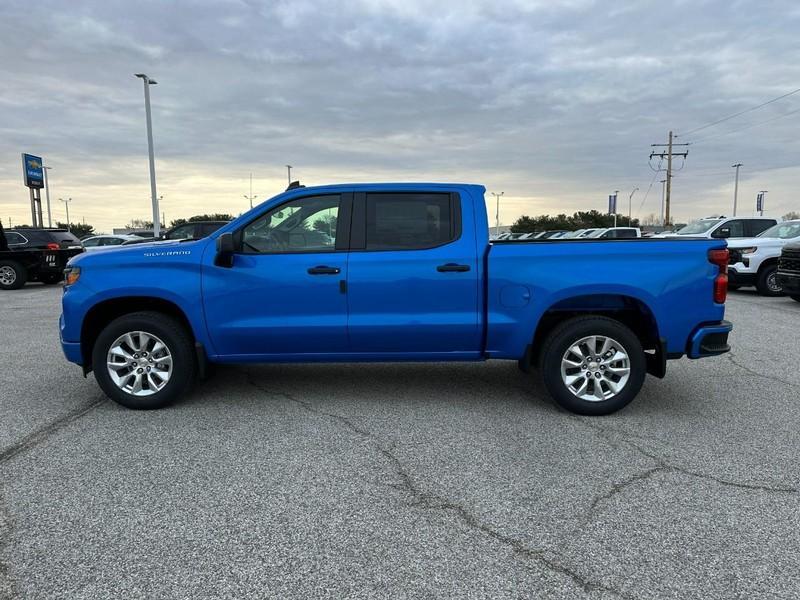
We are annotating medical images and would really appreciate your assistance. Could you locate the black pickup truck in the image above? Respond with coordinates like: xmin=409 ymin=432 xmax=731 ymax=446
xmin=776 ymin=242 xmax=800 ymax=303
xmin=0 ymin=223 xmax=84 ymax=290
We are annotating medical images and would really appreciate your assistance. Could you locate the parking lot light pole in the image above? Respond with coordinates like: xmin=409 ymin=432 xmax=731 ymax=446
xmin=135 ymin=73 xmax=161 ymax=238
xmin=43 ymin=166 xmax=53 ymax=228
xmin=628 ymin=187 xmax=638 ymax=225
xmin=59 ymin=197 xmax=72 ymax=231
xmin=286 ymin=165 xmax=292 ymax=185
xmin=732 ymin=163 xmax=742 ymax=216
xmin=491 ymin=192 xmax=503 ymax=237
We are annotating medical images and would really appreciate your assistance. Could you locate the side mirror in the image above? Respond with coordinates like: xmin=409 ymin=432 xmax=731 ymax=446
xmin=215 ymin=232 xmax=235 ymax=268
xmin=717 ymin=227 xmax=731 ymax=238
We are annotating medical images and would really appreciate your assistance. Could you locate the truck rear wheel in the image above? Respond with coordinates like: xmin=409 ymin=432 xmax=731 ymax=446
xmin=756 ymin=265 xmax=783 ymax=296
xmin=0 ymin=260 xmax=27 ymax=290
xmin=92 ymin=311 xmax=196 ymax=409
xmin=539 ymin=316 xmax=646 ymax=416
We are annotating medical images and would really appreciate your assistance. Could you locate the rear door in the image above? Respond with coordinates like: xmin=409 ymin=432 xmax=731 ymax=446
xmin=345 ymin=191 xmax=481 ymax=355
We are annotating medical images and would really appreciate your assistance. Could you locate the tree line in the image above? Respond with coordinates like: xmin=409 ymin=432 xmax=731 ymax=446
xmin=510 ymin=210 xmax=639 ymax=233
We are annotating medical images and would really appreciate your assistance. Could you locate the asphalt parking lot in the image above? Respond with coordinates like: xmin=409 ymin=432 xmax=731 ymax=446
xmin=1 ymin=285 xmax=798 ymax=599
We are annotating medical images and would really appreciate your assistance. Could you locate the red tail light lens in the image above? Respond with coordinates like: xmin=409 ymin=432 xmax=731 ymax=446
xmin=714 ymin=272 xmax=728 ymax=303
xmin=708 ymin=248 xmax=729 ymax=268
xmin=46 ymin=242 xmax=60 ymax=250
xmin=709 ymin=248 xmax=729 ymax=303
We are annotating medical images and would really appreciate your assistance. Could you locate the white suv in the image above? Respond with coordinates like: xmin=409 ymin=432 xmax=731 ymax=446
xmin=660 ymin=216 xmax=777 ymax=240
xmin=728 ymin=220 xmax=800 ymax=296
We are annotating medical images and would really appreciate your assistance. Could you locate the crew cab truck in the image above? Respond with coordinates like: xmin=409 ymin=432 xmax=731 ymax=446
xmin=60 ymin=183 xmax=732 ymax=415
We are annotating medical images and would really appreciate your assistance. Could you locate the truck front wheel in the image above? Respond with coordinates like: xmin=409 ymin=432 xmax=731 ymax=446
xmin=539 ymin=316 xmax=646 ymax=416
xmin=756 ymin=265 xmax=783 ymax=296
xmin=92 ymin=311 xmax=196 ymax=409
xmin=0 ymin=260 xmax=27 ymax=290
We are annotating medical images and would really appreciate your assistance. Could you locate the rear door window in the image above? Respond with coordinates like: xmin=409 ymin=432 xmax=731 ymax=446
xmin=363 ymin=193 xmax=456 ymax=250
xmin=5 ymin=232 xmax=27 ymax=246
xmin=746 ymin=219 xmax=777 ymax=237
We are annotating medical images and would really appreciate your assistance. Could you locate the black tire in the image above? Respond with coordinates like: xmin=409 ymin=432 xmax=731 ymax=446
xmin=756 ymin=265 xmax=783 ymax=297
xmin=92 ymin=311 xmax=196 ymax=409
xmin=0 ymin=260 xmax=27 ymax=290
xmin=792 ymin=295 xmax=800 ymax=303
xmin=539 ymin=316 xmax=646 ymax=416
xmin=40 ymin=273 xmax=62 ymax=284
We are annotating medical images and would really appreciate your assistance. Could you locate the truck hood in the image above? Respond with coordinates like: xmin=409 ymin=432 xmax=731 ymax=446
xmin=727 ymin=236 xmax=787 ymax=249
xmin=67 ymin=239 xmax=203 ymax=266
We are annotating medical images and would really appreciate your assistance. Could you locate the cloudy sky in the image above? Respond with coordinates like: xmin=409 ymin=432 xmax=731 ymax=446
xmin=1 ymin=0 xmax=799 ymax=231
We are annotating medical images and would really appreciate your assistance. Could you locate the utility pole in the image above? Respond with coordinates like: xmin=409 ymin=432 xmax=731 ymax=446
xmin=491 ymin=192 xmax=504 ymax=237
xmin=60 ymin=197 xmax=72 ymax=231
xmin=660 ymin=180 xmax=667 ymax=226
xmin=731 ymin=163 xmax=743 ymax=216
xmin=613 ymin=190 xmax=619 ymax=227
xmin=628 ymin=187 xmax=638 ymax=225
xmin=650 ymin=130 xmax=689 ymax=226
xmin=42 ymin=166 xmax=53 ymax=228
xmin=286 ymin=165 xmax=292 ymax=185
xmin=135 ymin=73 xmax=161 ymax=238
xmin=758 ymin=190 xmax=768 ymax=216
xmin=244 ymin=172 xmax=257 ymax=208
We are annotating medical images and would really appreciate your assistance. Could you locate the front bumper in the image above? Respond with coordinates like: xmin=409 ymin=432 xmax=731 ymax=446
xmin=59 ymin=313 xmax=83 ymax=365
xmin=727 ymin=268 xmax=756 ymax=287
xmin=687 ymin=320 xmax=733 ymax=359
xmin=777 ymin=272 xmax=800 ymax=295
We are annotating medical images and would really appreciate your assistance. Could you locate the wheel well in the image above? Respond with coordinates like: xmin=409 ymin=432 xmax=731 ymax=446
xmin=757 ymin=257 xmax=779 ymax=274
xmin=80 ymin=297 xmax=195 ymax=370
xmin=529 ymin=294 xmax=660 ymax=367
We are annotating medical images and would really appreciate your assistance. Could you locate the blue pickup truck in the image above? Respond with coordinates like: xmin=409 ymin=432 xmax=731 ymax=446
xmin=60 ymin=183 xmax=732 ymax=415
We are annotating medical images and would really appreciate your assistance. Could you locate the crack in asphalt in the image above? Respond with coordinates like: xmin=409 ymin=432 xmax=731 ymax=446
xmin=0 ymin=395 xmax=107 ymax=597
xmin=0 ymin=493 xmax=14 ymax=600
xmin=0 ymin=396 xmax=107 ymax=465
xmin=575 ymin=418 xmax=797 ymax=525
xmin=243 ymin=369 xmax=633 ymax=600
xmin=723 ymin=353 xmax=799 ymax=388
xmin=0 ymin=396 xmax=105 ymax=599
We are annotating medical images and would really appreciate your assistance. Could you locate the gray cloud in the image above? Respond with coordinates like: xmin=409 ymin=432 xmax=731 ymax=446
xmin=1 ymin=0 xmax=799 ymax=229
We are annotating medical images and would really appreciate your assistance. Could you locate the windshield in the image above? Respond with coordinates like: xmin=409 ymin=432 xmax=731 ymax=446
xmin=758 ymin=221 xmax=800 ymax=239
xmin=675 ymin=219 xmax=721 ymax=234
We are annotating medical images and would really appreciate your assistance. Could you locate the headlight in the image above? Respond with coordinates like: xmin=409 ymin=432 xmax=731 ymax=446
xmin=64 ymin=266 xmax=81 ymax=286
xmin=738 ymin=247 xmax=757 ymax=254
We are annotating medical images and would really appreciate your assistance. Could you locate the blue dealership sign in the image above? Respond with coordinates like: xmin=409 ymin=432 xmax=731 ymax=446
xmin=22 ymin=153 xmax=44 ymax=188
xmin=608 ymin=194 xmax=617 ymax=214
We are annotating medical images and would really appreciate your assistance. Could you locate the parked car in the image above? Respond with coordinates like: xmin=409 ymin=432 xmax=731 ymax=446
xmin=776 ymin=242 xmax=800 ymax=303
xmin=0 ymin=225 xmax=83 ymax=289
xmin=81 ymin=234 xmax=148 ymax=250
xmin=161 ymin=220 xmax=230 ymax=241
xmin=727 ymin=220 xmax=800 ymax=295
xmin=585 ymin=227 xmax=642 ymax=239
xmin=659 ymin=216 xmax=777 ymax=239
xmin=61 ymin=183 xmax=732 ymax=415
xmin=6 ymin=227 xmax=83 ymax=251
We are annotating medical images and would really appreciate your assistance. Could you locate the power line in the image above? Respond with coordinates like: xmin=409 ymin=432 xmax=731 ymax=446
xmin=690 ymin=104 xmax=800 ymax=144
xmin=638 ymin=156 xmax=664 ymax=215
xmin=678 ymin=86 xmax=800 ymax=138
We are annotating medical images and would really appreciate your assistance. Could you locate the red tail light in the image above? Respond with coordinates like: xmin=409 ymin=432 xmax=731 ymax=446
xmin=709 ymin=248 xmax=729 ymax=303
xmin=46 ymin=242 xmax=60 ymax=250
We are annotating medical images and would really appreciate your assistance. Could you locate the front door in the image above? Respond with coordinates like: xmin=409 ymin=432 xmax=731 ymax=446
xmin=203 ymin=193 xmax=350 ymax=358
xmin=345 ymin=191 xmax=481 ymax=356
